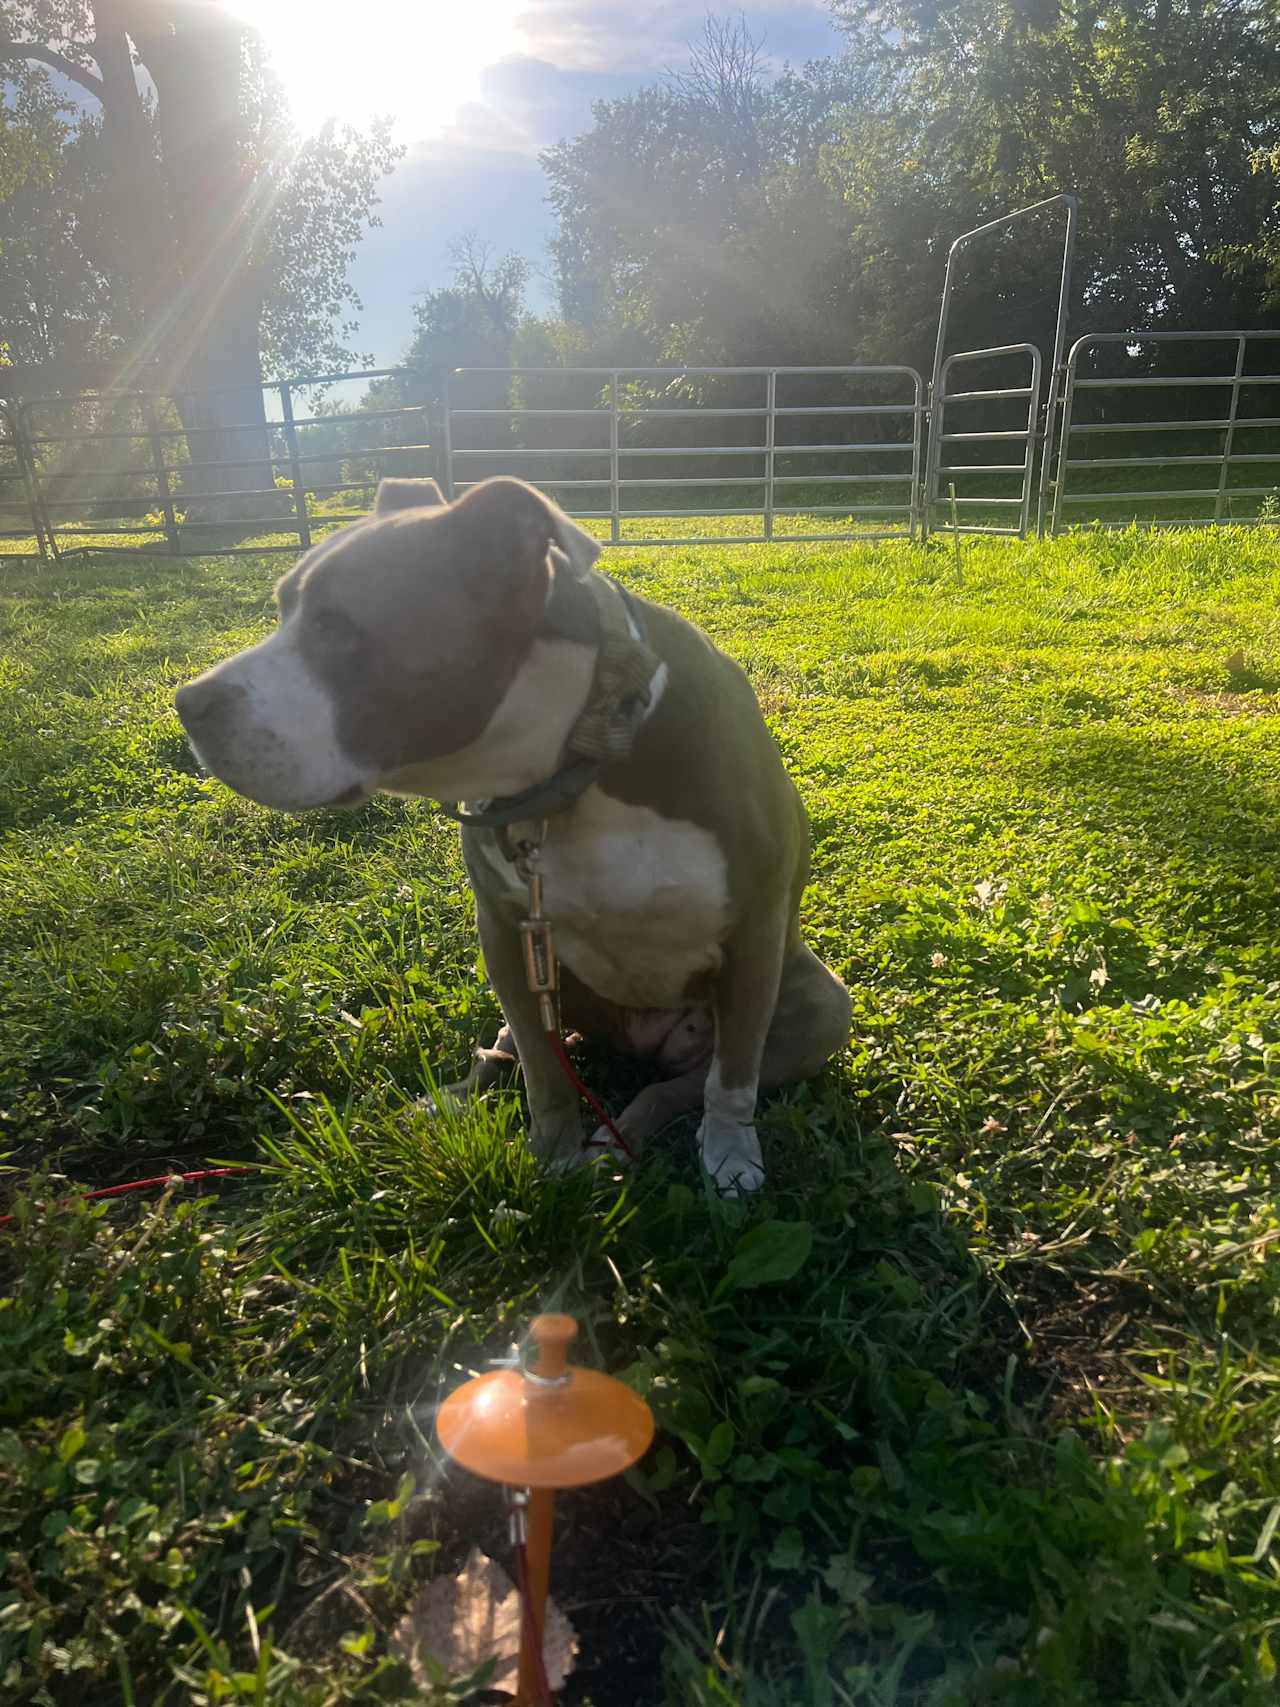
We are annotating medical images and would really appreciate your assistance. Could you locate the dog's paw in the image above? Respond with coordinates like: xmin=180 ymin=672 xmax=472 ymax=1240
xmin=586 ymin=1123 xmax=635 ymax=1164
xmin=697 ymin=1116 xmax=765 ymax=1197
xmin=527 ymin=1113 xmax=588 ymax=1172
xmin=417 ymin=1080 xmax=470 ymax=1119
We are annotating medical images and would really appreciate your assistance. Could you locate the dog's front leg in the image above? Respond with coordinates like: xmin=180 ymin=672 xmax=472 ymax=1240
xmin=699 ymin=905 xmax=790 ymax=1196
xmin=474 ymin=899 xmax=586 ymax=1166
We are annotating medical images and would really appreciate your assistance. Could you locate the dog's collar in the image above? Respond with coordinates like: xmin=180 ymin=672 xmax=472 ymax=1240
xmin=438 ymin=573 xmax=658 ymax=833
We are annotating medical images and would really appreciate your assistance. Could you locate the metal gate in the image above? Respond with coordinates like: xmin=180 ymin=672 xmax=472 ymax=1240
xmin=1051 ymin=331 xmax=1280 ymax=531
xmin=444 ymin=365 xmax=925 ymax=546
xmin=445 ymin=199 xmax=1077 ymax=548
xmin=923 ymin=343 xmax=1042 ymax=537
xmin=925 ymin=194 xmax=1078 ymax=539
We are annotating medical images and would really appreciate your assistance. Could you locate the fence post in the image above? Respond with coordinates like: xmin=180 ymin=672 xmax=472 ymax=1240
xmin=278 ymin=381 xmax=311 ymax=550
xmin=8 ymin=401 xmax=53 ymax=561
xmin=908 ymin=371 xmax=924 ymax=540
xmin=442 ymin=374 xmax=455 ymax=498
xmin=1020 ymin=347 xmax=1043 ymax=539
xmin=764 ymin=370 xmax=776 ymax=542
xmin=1035 ymin=196 xmax=1078 ymax=538
xmin=142 ymin=394 xmax=180 ymax=555
xmin=609 ymin=372 xmax=620 ymax=545
xmin=1214 ymin=335 xmax=1247 ymax=524
xmin=1050 ymin=341 xmax=1083 ymax=536
xmin=922 ymin=369 xmax=946 ymax=542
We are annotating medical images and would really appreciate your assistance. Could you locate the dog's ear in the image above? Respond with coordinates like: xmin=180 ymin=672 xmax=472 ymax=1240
xmin=545 ymin=500 xmax=602 ymax=580
xmin=374 ymin=477 xmax=446 ymax=515
xmin=454 ymin=478 xmax=602 ymax=587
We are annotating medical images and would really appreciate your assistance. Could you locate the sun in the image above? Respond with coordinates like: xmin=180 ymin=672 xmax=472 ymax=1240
xmin=227 ymin=0 xmax=528 ymax=140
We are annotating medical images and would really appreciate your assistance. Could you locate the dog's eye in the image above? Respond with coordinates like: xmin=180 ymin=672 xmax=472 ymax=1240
xmin=310 ymin=608 xmax=358 ymax=646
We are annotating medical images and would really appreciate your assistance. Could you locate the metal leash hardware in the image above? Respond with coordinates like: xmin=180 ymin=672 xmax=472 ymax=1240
xmin=505 ymin=1483 xmax=530 ymax=1548
xmin=515 ymin=822 xmax=558 ymax=1034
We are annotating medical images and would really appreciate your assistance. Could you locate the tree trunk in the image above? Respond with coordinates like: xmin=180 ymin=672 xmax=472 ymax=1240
xmin=170 ymin=281 xmax=281 ymax=516
xmin=3 ymin=4 xmax=286 ymax=520
xmin=118 ymin=1 xmax=281 ymax=518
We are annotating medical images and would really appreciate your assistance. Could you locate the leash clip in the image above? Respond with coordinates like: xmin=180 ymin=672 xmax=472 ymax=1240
xmin=514 ymin=821 xmax=558 ymax=1031
xmin=505 ymin=1485 xmax=530 ymax=1548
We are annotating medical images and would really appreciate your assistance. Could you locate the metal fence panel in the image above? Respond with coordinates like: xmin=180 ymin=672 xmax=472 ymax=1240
xmin=0 ymin=400 xmax=50 ymax=559
xmin=924 ymin=344 xmax=1042 ymax=538
xmin=1051 ymin=332 xmax=1280 ymax=532
xmin=2 ymin=366 xmax=433 ymax=560
xmin=8 ymin=315 xmax=1280 ymax=559
xmin=445 ymin=365 xmax=926 ymax=545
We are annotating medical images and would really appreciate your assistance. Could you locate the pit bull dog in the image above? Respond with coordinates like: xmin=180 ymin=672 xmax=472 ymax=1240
xmin=175 ymin=476 xmax=851 ymax=1194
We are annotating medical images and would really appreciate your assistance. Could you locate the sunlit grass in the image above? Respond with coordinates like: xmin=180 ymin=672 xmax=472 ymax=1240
xmin=2 ymin=525 xmax=1279 ymax=1703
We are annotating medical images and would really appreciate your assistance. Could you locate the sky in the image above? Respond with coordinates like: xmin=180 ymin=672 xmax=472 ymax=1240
xmin=235 ymin=1 xmax=846 ymax=366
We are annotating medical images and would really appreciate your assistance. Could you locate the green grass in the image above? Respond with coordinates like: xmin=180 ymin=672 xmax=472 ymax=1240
xmin=2 ymin=525 xmax=1280 ymax=1704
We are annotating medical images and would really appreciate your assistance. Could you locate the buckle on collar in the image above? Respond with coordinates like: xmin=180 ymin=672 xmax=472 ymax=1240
xmin=438 ymin=756 xmax=601 ymax=832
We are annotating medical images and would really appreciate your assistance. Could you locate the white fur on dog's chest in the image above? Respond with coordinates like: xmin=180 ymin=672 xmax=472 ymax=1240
xmin=475 ymin=787 xmax=729 ymax=1008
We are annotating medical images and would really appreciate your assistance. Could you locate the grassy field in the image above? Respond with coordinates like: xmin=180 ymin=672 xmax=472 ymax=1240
xmin=2 ymin=525 xmax=1279 ymax=1704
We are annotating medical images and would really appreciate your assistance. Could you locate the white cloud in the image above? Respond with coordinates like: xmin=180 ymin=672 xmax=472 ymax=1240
xmin=514 ymin=0 xmax=839 ymax=74
xmin=345 ymin=2 xmax=843 ymax=360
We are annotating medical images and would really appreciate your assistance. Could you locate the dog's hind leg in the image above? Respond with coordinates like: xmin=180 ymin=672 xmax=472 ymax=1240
xmin=759 ymin=944 xmax=852 ymax=1087
xmin=588 ymin=1064 xmax=709 ymax=1159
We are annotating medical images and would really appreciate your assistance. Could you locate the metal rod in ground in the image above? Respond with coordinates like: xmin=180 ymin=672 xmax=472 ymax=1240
xmin=516 ymin=1487 xmax=556 ymax=1706
xmin=949 ymin=481 xmax=962 ymax=571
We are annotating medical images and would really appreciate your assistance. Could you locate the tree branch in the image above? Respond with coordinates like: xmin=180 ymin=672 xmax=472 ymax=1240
xmin=0 ymin=39 xmax=104 ymax=97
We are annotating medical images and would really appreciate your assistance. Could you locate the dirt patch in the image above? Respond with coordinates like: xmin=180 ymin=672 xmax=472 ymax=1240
xmin=1171 ymin=686 xmax=1280 ymax=716
xmin=414 ymin=1471 xmax=710 ymax=1703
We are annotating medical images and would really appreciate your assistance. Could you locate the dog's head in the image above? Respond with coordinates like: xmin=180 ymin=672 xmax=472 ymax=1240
xmin=175 ymin=477 xmax=603 ymax=810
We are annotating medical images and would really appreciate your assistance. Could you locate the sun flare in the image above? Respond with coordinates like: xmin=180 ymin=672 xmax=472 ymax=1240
xmin=227 ymin=0 xmax=528 ymax=140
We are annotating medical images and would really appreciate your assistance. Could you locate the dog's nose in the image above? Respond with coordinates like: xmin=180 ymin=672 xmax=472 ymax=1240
xmin=175 ymin=676 xmax=239 ymax=731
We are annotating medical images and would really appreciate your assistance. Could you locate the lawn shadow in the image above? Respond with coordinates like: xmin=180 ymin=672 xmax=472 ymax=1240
xmin=1020 ymin=719 xmax=1280 ymax=875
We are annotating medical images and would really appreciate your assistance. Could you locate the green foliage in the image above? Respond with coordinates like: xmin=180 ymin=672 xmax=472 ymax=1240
xmin=1 ymin=526 xmax=1280 ymax=1701
xmin=0 ymin=3 xmax=401 ymax=377
xmin=355 ymin=236 xmax=532 ymax=449
xmin=529 ymin=3 xmax=1280 ymax=383
xmin=243 ymin=38 xmax=402 ymax=380
xmin=0 ymin=60 xmax=111 ymax=368
xmin=827 ymin=0 xmax=1280 ymax=365
xmin=541 ymin=24 xmax=875 ymax=365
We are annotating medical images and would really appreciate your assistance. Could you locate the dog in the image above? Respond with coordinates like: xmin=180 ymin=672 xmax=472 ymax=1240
xmin=175 ymin=476 xmax=851 ymax=1194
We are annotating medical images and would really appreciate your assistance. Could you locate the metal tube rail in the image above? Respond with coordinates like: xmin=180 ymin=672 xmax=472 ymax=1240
xmin=444 ymin=363 xmax=925 ymax=546
xmin=1051 ymin=330 xmax=1280 ymax=532
xmin=447 ymin=442 xmax=916 ymax=458
xmin=925 ymin=344 xmax=1042 ymax=539
xmin=924 ymin=194 xmax=1077 ymax=539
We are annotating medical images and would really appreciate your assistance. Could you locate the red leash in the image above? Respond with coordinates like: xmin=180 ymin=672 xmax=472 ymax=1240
xmin=545 ymin=1028 xmax=635 ymax=1162
xmin=0 ymin=1031 xmax=628 ymax=1235
xmin=0 ymin=1038 xmax=628 ymax=1236
xmin=0 ymin=1166 xmax=250 ymax=1231
xmin=513 ymin=1529 xmax=555 ymax=1705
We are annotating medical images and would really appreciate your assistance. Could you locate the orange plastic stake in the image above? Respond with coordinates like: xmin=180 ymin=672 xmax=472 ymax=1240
xmin=436 ymin=1313 xmax=655 ymax=1705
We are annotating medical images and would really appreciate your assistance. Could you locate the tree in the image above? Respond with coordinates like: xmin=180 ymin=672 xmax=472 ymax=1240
xmin=341 ymin=236 xmax=535 ymax=496
xmin=0 ymin=0 xmax=399 ymax=507
xmin=541 ymin=19 xmax=878 ymax=368
xmin=366 ymin=235 xmax=530 ymax=407
xmin=0 ymin=63 xmax=113 ymax=370
xmin=828 ymin=0 xmax=1280 ymax=368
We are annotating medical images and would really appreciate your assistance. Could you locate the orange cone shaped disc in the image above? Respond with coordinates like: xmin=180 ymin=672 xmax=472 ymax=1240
xmin=437 ymin=1314 xmax=654 ymax=1489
